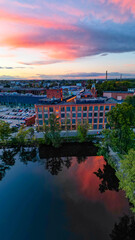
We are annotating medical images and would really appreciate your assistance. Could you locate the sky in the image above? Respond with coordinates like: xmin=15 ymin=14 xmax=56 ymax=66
xmin=0 ymin=0 xmax=135 ymax=80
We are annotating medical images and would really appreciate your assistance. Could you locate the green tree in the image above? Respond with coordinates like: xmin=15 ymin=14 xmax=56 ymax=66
xmin=0 ymin=121 xmax=11 ymax=142
xmin=44 ymin=114 xmax=61 ymax=147
xmin=107 ymin=102 xmax=135 ymax=152
xmin=116 ymin=149 xmax=135 ymax=213
xmin=125 ymin=95 xmax=135 ymax=109
xmin=77 ymin=122 xmax=89 ymax=142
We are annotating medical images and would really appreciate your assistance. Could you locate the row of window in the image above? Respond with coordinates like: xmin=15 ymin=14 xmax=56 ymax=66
xmin=38 ymin=111 xmax=105 ymax=119
xmin=38 ymin=120 xmax=104 ymax=130
xmin=38 ymin=118 xmax=107 ymax=125
xmin=38 ymin=105 xmax=114 ymax=113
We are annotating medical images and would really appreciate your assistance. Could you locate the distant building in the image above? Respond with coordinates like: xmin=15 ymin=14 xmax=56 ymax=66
xmin=46 ymin=88 xmax=63 ymax=101
xmin=81 ymin=84 xmax=97 ymax=98
xmin=0 ymin=93 xmax=47 ymax=107
xmin=103 ymin=91 xmax=135 ymax=100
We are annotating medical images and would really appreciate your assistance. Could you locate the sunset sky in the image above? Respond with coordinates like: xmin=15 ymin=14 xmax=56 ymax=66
xmin=0 ymin=0 xmax=135 ymax=80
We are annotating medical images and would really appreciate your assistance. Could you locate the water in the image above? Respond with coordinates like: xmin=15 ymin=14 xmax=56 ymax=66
xmin=0 ymin=145 xmax=132 ymax=240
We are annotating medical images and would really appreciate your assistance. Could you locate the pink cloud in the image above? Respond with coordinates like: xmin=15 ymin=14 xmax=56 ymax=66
xmin=0 ymin=8 xmax=78 ymax=31
xmin=108 ymin=0 xmax=135 ymax=15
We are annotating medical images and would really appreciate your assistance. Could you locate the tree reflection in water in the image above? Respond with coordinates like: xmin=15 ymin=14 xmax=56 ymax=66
xmin=94 ymin=161 xmax=119 ymax=193
xmin=110 ymin=215 xmax=135 ymax=240
xmin=19 ymin=147 xmax=37 ymax=164
xmin=0 ymin=149 xmax=17 ymax=180
xmin=45 ymin=156 xmax=72 ymax=175
xmin=0 ymin=148 xmax=37 ymax=181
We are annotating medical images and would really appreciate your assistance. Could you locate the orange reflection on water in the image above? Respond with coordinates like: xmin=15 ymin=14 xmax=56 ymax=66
xmin=69 ymin=156 xmax=129 ymax=215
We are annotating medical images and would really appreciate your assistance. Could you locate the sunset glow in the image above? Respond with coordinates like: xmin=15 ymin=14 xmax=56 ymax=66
xmin=0 ymin=0 xmax=135 ymax=79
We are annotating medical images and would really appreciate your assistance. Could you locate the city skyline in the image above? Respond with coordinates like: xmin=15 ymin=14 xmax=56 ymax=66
xmin=0 ymin=0 xmax=135 ymax=80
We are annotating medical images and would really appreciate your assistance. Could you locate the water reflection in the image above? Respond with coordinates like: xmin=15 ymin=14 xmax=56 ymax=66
xmin=110 ymin=215 xmax=135 ymax=239
xmin=94 ymin=161 xmax=119 ymax=193
xmin=19 ymin=147 xmax=37 ymax=164
xmin=0 ymin=145 xmax=133 ymax=240
xmin=46 ymin=156 xmax=72 ymax=175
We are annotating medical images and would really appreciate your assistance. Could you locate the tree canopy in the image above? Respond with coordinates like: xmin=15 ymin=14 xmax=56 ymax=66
xmin=116 ymin=149 xmax=135 ymax=212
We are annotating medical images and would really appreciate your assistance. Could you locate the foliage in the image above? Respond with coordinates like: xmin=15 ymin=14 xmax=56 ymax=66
xmin=106 ymin=103 xmax=135 ymax=153
xmin=125 ymin=95 xmax=135 ymax=109
xmin=44 ymin=114 xmax=62 ymax=148
xmin=110 ymin=215 xmax=135 ymax=240
xmin=77 ymin=123 xmax=89 ymax=142
xmin=94 ymin=161 xmax=119 ymax=193
xmin=88 ymin=80 xmax=132 ymax=96
xmin=116 ymin=149 xmax=135 ymax=213
xmin=97 ymin=129 xmax=111 ymax=159
xmin=0 ymin=121 xmax=11 ymax=142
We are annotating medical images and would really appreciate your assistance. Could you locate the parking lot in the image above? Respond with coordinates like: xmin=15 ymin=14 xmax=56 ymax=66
xmin=0 ymin=106 xmax=35 ymax=128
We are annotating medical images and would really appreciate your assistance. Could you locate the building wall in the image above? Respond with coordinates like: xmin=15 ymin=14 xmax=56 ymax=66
xmin=35 ymin=103 xmax=116 ymax=130
xmin=103 ymin=92 xmax=134 ymax=100
xmin=46 ymin=89 xmax=63 ymax=100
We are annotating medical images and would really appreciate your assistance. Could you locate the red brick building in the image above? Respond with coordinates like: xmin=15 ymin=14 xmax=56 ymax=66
xmin=103 ymin=91 xmax=135 ymax=100
xmin=35 ymin=98 xmax=117 ymax=130
xmin=46 ymin=88 xmax=63 ymax=100
xmin=25 ymin=115 xmax=36 ymax=126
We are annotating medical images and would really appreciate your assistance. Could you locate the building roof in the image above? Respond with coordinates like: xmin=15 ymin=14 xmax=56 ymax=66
xmin=103 ymin=91 xmax=133 ymax=93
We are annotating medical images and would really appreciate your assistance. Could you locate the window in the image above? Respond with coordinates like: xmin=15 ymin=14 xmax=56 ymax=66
xmin=67 ymin=125 xmax=71 ymax=130
xmin=66 ymin=107 xmax=70 ymax=112
xmin=61 ymin=107 xmax=65 ymax=112
xmin=105 ymin=106 xmax=109 ymax=111
xmin=61 ymin=119 xmax=65 ymax=124
xmin=39 ymin=120 xmax=43 ymax=125
xmin=89 ymin=118 xmax=92 ymax=124
xmin=94 ymin=125 xmax=97 ymax=129
xmin=83 ymin=106 xmax=87 ymax=111
xmin=83 ymin=119 xmax=87 ymax=123
xmin=72 ymin=125 xmax=76 ymax=130
xmin=83 ymin=113 xmax=87 ymax=117
xmin=77 ymin=113 xmax=81 ymax=118
xmin=111 ymin=106 xmax=114 ymax=110
xmin=72 ymin=113 xmax=76 ymax=118
xmin=94 ymin=112 xmax=98 ymax=117
xmin=105 ymin=118 xmax=107 ymax=123
xmin=100 ymin=106 xmax=104 ymax=111
xmin=99 ymin=118 xmax=103 ymax=123
xmin=38 ymin=107 xmax=42 ymax=112
xmin=61 ymin=126 xmax=65 ymax=130
xmin=94 ymin=118 xmax=97 ymax=123
xmin=89 ymin=112 xmax=92 ymax=117
xmin=44 ymin=114 xmax=48 ymax=119
xmin=67 ymin=119 xmax=71 ymax=124
xmin=78 ymin=106 xmax=82 ymax=111
xmin=44 ymin=107 xmax=48 ymax=112
xmin=72 ymin=119 xmax=76 ymax=124
xmin=38 ymin=114 xmax=42 ymax=119
xmin=45 ymin=120 xmax=48 ymax=125
xmin=72 ymin=107 xmax=75 ymax=112
xmin=49 ymin=107 xmax=53 ymax=112
xmin=61 ymin=113 xmax=65 ymax=118
xmin=89 ymin=106 xmax=93 ymax=111
xmin=77 ymin=119 xmax=81 ymax=124
xmin=100 ymin=112 xmax=103 ymax=117
xmin=99 ymin=125 xmax=103 ymax=129
xmin=66 ymin=113 xmax=70 ymax=118
xmin=94 ymin=106 xmax=98 ymax=111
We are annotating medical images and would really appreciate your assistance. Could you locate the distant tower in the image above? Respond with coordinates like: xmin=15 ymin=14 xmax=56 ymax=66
xmin=120 ymin=74 xmax=122 ymax=80
xmin=106 ymin=71 xmax=108 ymax=81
